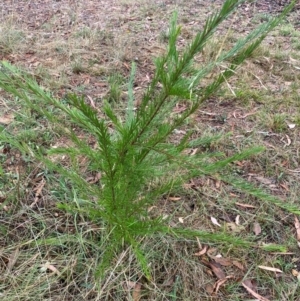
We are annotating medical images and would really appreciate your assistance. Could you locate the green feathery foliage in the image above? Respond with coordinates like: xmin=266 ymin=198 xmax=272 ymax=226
xmin=0 ymin=0 xmax=296 ymax=278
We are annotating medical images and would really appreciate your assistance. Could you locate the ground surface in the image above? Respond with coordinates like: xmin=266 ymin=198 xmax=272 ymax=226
xmin=1 ymin=0 xmax=300 ymax=300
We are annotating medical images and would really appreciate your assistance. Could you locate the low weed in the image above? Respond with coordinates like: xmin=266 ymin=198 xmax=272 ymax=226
xmin=269 ymin=113 xmax=287 ymax=133
xmin=0 ymin=19 xmax=26 ymax=55
xmin=107 ymin=72 xmax=124 ymax=103
xmin=71 ymin=59 xmax=86 ymax=74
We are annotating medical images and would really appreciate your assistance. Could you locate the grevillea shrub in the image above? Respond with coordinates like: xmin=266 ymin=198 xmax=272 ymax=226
xmin=0 ymin=0 xmax=297 ymax=278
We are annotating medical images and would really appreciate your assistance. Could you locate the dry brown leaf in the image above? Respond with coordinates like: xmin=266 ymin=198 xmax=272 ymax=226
xmin=284 ymin=134 xmax=291 ymax=146
xmin=213 ymin=256 xmax=232 ymax=267
xmin=215 ymin=179 xmax=221 ymax=189
xmin=242 ymin=279 xmax=254 ymax=290
xmin=255 ymin=176 xmax=273 ymax=185
xmin=242 ymin=281 xmax=270 ymax=301
xmin=258 ymin=265 xmax=283 ymax=273
xmin=205 ymin=284 xmax=214 ymax=294
xmin=234 ymin=161 xmax=244 ymax=167
xmin=132 ymin=283 xmax=142 ymax=301
xmin=191 ymin=148 xmax=198 ymax=156
xmin=209 ymin=262 xmax=226 ymax=280
xmin=237 ymin=111 xmax=258 ymax=119
xmin=232 ymin=260 xmax=244 ymax=271
xmin=83 ymin=77 xmax=90 ymax=85
xmin=30 ymin=179 xmax=46 ymax=208
xmin=32 ymin=61 xmax=40 ymax=67
xmin=294 ymin=216 xmax=300 ymax=241
xmin=213 ymin=278 xmax=228 ymax=293
xmin=6 ymin=248 xmax=20 ymax=273
xmin=194 ymin=245 xmax=208 ymax=256
xmin=235 ymin=202 xmax=256 ymax=209
xmin=43 ymin=262 xmax=61 ymax=276
xmin=253 ymin=222 xmax=262 ymax=236
xmin=279 ymin=183 xmax=289 ymax=191
xmin=168 ymin=196 xmax=181 ymax=201
xmin=292 ymin=269 xmax=299 ymax=277
xmin=162 ymin=214 xmax=169 ymax=220
xmin=211 ymin=217 xmax=221 ymax=227
xmin=0 ymin=114 xmax=14 ymax=125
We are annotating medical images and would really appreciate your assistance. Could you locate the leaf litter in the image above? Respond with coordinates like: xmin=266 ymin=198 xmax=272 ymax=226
xmin=195 ymin=245 xmax=246 ymax=295
xmin=253 ymin=222 xmax=262 ymax=236
xmin=0 ymin=114 xmax=14 ymax=125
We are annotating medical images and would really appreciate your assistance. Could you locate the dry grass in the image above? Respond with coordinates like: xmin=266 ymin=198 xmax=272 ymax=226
xmin=1 ymin=0 xmax=300 ymax=300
